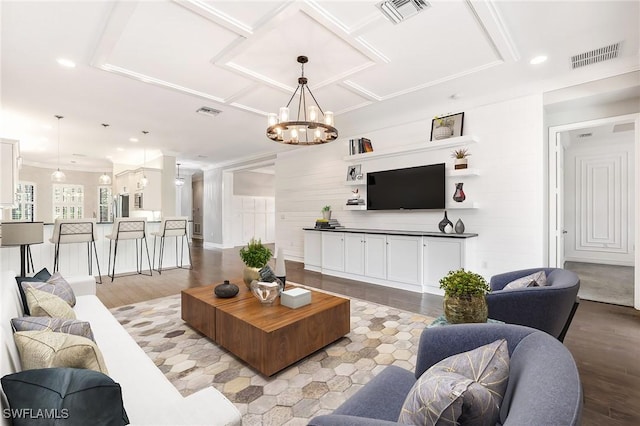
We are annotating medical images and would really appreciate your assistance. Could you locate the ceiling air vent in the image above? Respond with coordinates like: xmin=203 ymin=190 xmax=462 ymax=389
xmin=196 ymin=106 xmax=222 ymax=117
xmin=377 ymin=0 xmax=430 ymax=25
xmin=576 ymin=133 xmax=592 ymax=138
xmin=571 ymin=42 xmax=620 ymax=69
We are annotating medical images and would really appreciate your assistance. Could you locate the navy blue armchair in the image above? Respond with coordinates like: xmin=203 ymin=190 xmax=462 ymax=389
xmin=486 ymin=268 xmax=580 ymax=341
xmin=308 ymin=323 xmax=583 ymax=426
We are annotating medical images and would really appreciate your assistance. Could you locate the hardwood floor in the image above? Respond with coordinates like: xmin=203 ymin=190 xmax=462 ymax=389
xmin=97 ymin=243 xmax=640 ymax=425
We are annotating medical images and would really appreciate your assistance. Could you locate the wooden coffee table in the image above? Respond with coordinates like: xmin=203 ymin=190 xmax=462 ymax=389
xmin=181 ymin=282 xmax=350 ymax=376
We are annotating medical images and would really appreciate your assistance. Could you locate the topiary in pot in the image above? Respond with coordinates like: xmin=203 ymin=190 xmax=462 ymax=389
xmin=439 ymin=268 xmax=490 ymax=324
xmin=239 ymin=238 xmax=272 ymax=289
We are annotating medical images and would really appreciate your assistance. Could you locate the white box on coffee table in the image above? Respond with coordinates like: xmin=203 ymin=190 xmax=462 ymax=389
xmin=281 ymin=288 xmax=311 ymax=309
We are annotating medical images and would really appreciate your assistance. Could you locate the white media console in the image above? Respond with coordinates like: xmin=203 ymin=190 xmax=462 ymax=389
xmin=303 ymin=228 xmax=478 ymax=295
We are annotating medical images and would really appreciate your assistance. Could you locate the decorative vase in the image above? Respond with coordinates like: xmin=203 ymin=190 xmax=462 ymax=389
xmin=250 ymin=280 xmax=280 ymax=305
xmin=444 ymin=223 xmax=454 ymax=234
xmin=438 ymin=211 xmax=453 ymax=233
xmin=443 ymin=294 xmax=488 ymax=324
xmin=455 ymin=219 xmax=465 ymax=234
xmin=275 ymin=248 xmax=286 ymax=288
xmin=453 ymin=183 xmax=466 ymax=202
xmin=433 ymin=126 xmax=453 ymax=140
xmin=242 ymin=266 xmax=261 ymax=289
xmin=214 ymin=280 xmax=239 ymax=298
xmin=322 ymin=210 xmax=332 ymax=220
xmin=454 ymin=158 xmax=468 ymax=169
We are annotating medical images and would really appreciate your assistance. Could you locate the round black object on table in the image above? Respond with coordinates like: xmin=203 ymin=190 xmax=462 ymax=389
xmin=214 ymin=280 xmax=239 ymax=298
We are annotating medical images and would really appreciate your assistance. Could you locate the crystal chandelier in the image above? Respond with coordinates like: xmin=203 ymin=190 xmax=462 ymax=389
xmin=266 ymin=56 xmax=337 ymax=145
xmin=175 ymin=163 xmax=185 ymax=187
xmin=51 ymin=115 xmax=66 ymax=182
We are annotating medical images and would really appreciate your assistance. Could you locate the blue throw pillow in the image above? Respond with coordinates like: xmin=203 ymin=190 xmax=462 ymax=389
xmin=15 ymin=268 xmax=52 ymax=315
xmin=1 ymin=368 xmax=129 ymax=426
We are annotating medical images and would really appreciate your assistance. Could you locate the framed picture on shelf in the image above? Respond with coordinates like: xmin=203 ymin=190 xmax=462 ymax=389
xmin=430 ymin=112 xmax=464 ymax=141
xmin=347 ymin=164 xmax=362 ymax=181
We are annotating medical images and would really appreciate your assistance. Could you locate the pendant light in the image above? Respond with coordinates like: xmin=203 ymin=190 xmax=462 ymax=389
xmin=139 ymin=130 xmax=149 ymax=188
xmin=175 ymin=163 xmax=185 ymax=187
xmin=98 ymin=123 xmax=112 ymax=185
xmin=51 ymin=115 xmax=66 ymax=182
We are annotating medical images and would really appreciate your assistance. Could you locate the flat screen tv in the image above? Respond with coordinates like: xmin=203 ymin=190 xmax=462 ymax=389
xmin=366 ymin=163 xmax=445 ymax=210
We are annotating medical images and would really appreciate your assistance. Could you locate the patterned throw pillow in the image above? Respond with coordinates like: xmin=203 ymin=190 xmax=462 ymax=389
xmin=15 ymin=267 xmax=52 ymax=315
xmin=503 ymin=270 xmax=547 ymax=290
xmin=13 ymin=330 xmax=109 ymax=374
xmin=21 ymin=271 xmax=76 ymax=308
xmin=398 ymin=339 xmax=509 ymax=426
xmin=25 ymin=287 xmax=76 ymax=319
xmin=11 ymin=317 xmax=94 ymax=342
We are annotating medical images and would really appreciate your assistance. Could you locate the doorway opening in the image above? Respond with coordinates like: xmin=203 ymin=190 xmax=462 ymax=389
xmin=548 ymin=113 xmax=638 ymax=308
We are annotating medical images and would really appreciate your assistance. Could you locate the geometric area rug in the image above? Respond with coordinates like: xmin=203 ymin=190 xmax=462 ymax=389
xmin=111 ymin=294 xmax=434 ymax=426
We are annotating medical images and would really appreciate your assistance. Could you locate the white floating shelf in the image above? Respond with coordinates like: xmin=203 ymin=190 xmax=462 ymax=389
xmin=446 ymin=201 xmax=480 ymax=210
xmin=344 ymin=180 xmax=366 ymax=186
xmin=344 ymin=205 xmax=367 ymax=210
xmin=343 ymin=135 xmax=479 ymax=162
xmin=446 ymin=168 xmax=480 ymax=177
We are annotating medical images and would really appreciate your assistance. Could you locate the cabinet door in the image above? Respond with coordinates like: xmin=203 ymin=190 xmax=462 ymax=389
xmin=386 ymin=235 xmax=422 ymax=286
xmin=344 ymin=233 xmax=365 ymax=275
xmin=423 ymin=238 xmax=463 ymax=290
xmin=304 ymin=231 xmax=322 ymax=268
xmin=364 ymin=234 xmax=386 ymax=279
xmin=0 ymin=139 xmax=19 ymax=207
xmin=322 ymin=232 xmax=345 ymax=272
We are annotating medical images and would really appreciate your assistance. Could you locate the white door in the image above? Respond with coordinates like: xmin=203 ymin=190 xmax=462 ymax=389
xmin=344 ymin=233 xmax=365 ymax=275
xmin=321 ymin=232 xmax=345 ymax=272
xmin=556 ymin=132 xmax=566 ymax=267
xmin=423 ymin=238 xmax=464 ymax=290
xmin=565 ymin=140 xmax=634 ymax=265
xmin=303 ymin=231 xmax=322 ymax=269
xmin=386 ymin=235 xmax=422 ymax=287
xmin=365 ymin=234 xmax=387 ymax=279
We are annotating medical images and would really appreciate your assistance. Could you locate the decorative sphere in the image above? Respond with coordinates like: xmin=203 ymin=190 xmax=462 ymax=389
xmin=214 ymin=280 xmax=239 ymax=298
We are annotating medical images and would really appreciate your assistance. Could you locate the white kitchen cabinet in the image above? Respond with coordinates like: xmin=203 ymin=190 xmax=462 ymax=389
xmin=321 ymin=232 xmax=345 ymax=272
xmin=344 ymin=233 xmax=365 ymax=275
xmin=304 ymin=230 xmax=322 ymax=271
xmin=0 ymin=139 xmax=19 ymax=208
xmin=364 ymin=234 xmax=387 ymax=279
xmin=422 ymin=238 xmax=465 ymax=291
xmin=386 ymin=235 xmax=422 ymax=288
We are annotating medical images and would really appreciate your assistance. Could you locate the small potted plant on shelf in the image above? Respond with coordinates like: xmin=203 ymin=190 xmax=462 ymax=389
xmin=239 ymin=238 xmax=272 ymax=289
xmin=321 ymin=205 xmax=332 ymax=220
xmin=439 ymin=268 xmax=490 ymax=324
xmin=451 ymin=148 xmax=470 ymax=170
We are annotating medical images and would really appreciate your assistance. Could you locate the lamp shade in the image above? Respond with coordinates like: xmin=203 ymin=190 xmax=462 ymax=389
xmin=1 ymin=222 xmax=44 ymax=246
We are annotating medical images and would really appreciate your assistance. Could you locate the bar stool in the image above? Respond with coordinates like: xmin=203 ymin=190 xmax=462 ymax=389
xmin=151 ymin=216 xmax=192 ymax=274
xmin=50 ymin=218 xmax=102 ymax=283
xmin=105 ymin=218 xmax=152 ymax=282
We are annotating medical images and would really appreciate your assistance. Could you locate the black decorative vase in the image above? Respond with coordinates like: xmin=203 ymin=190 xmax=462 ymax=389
xmin=214 ymin=280 xmax=239 ymax=298
xmin=453 ymin=183 xmax=466 ymax=203
xmin=455 ymin=219 xmax=465 ymax=234
xmin=438 ymin=211 xmax=453 ymax=233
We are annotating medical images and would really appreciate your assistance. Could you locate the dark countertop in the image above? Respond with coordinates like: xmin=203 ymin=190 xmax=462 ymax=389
xmin=303 ymin=227 xmax=478 ymax=239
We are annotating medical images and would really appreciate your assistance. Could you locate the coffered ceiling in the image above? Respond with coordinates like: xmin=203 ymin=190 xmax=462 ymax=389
xmin=1 ymin=1 xmax=638 ymax=171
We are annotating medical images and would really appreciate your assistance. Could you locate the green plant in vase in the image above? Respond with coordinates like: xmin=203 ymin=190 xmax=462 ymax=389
xmin=321 ymin=205 xmax=332 ymax=220
xmin=451 ymin=148 xmax=471 ymax=170
xmin=239 ymin=238 xmax=272 ymax=289
xmin=439 ymin=269 xmax=490 ymax=324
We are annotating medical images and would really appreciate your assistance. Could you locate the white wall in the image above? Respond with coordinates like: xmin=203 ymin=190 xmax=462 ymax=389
xmin=233 ymin=171 xmax=275 ymax=197
xmin=203 ymin=168 xmax=224 ymax=246
xmin=275 ymin=94 xmax=546 ymax=279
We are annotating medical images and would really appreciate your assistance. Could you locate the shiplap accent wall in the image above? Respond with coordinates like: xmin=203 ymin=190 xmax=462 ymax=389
xmin=275 ymin=94 xmax=545 ymax=279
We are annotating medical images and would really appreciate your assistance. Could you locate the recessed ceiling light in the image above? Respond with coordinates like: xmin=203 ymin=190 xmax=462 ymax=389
xmin=117 ymin=147 xmax=125 ymax=152
xmin=56 ymin=58 xmax=76 ymax=68
xmin=529 ymin=55 xmax=548 ymax=65
xmin=129 ymin=137 xmax=139 ymax=143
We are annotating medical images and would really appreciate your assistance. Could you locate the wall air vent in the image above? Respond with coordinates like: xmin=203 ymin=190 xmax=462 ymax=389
xmin=377 ymin=0 xmax=430 ymax=25
xmin=196 ymin=106 xmax=222 ymax=117
xmin=571 ymin=42 xmax=620 ymax=69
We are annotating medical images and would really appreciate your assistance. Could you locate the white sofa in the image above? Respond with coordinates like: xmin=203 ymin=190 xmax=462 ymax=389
xmin=1 ymin=269 xmax=241 ymax=425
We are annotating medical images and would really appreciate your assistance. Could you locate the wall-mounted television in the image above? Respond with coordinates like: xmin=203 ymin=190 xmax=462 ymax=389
xmin=366 ymin=163 xmax=445 ymax=210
